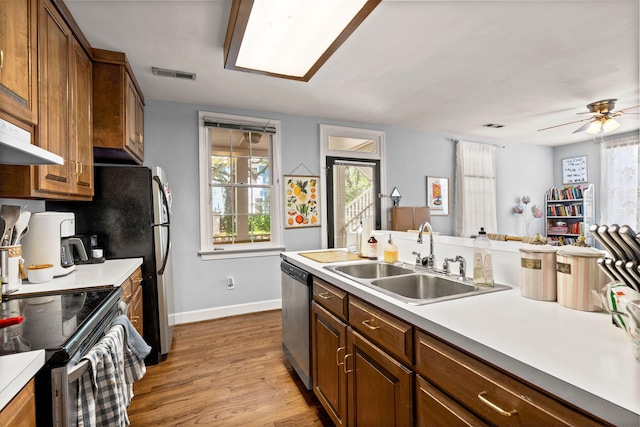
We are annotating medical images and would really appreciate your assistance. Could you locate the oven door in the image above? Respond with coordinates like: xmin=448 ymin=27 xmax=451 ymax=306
xmin=49 ymin=292 xmax=122 ymax=427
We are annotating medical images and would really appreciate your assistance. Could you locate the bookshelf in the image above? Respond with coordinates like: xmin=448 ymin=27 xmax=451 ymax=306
xmin=544 ymin=184 xmax=595 ymax=245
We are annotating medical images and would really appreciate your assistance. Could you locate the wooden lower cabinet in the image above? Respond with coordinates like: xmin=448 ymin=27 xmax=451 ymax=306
xmin=347 ymin=328 xmax=413 ymax=427
xmin=312 ymin=301 xmax=348 ymax=426
xmin=0 ymin=378 xmax=36 ymax=427
xmin=122 ymin=266 xmax=144 ymax=335
xmin=311 ymin=278 xmax=413 ymax=427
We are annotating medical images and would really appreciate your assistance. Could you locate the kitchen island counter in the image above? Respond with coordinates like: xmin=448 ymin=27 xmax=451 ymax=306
xmin=282 ymin=249 xmax=640 ymax=426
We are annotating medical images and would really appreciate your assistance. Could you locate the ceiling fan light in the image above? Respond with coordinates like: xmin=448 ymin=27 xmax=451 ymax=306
xmin=584 ymin=119 xmax=604 ymax=135
xmin=602 ymin=117 xmax=621 ymax=133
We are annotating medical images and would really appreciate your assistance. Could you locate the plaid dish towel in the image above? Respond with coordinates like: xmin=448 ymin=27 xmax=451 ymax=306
xmin=77 ymin=325 xmax=129 ymax=427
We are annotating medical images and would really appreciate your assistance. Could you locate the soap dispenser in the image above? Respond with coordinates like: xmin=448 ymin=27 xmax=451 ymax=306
xmin=383 ymin=234 xmax=398 ymax=263
xmin=473 ymin=227 xmax=494 ymax=287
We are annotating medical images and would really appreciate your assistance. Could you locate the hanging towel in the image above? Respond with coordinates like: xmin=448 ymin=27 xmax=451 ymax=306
xmin=112 ymin=314 xmax=151 ymax=359
xmin=77 ymin=325 xmax=130 ymax=427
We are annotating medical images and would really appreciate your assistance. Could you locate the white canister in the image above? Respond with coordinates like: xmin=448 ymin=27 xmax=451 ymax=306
xmin=519 ymin=243 xmax=557 ymax=301
xmin=556 ymin=245 xmax=607 ymax=311
xmin=0 ymin=245 xmax=24 ymax=293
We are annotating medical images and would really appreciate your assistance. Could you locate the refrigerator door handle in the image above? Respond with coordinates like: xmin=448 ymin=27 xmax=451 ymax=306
xmin=153 ymin=175 xmax=172 ymax=275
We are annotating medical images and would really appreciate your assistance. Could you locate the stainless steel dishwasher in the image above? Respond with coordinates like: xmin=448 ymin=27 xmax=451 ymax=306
xmin=281 ymin=258 xmax=312 ymax=389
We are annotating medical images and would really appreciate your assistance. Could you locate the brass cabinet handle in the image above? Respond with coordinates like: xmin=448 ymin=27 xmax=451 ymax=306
xmin=131 ymin=315 xmax=140 ymax=324
xmin=362 ymin=319 xmax=380 ymax=330
xmin=477 ymin=391 xmax=517 ymax=417
xmin=0 ymin=49 xmax=3 ymax=69
xmin=336 ymin=347 xmax=345 ymax=367
xmin=123 ymin=292 xmax=132 ymax=300
xmin=133 ymin=278 xmax=143 ymax=284
xmin=343 ymin=353 xmax=352 ymax=374
xmin=138 ymin=133 xmax=144 ymax=145
xmin=318 ymin=292 xmax=332 ymax=300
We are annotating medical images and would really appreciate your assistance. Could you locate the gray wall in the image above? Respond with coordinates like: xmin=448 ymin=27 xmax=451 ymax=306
xmin=143 ymin=100 xmax=557 ymax=317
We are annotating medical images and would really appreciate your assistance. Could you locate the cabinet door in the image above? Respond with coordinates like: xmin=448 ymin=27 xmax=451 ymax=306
xmin=69 ymin=39 xmax=93 ymax=197
xmin=0 ymin=0 xmax=37 ymax=124
xmin=36 ymin=0 xmax=72 ymax=194
xmin=125 ymin=72 xmax=143 ymax=162
xmin=130 ymin=283 xmax=143 ymax=336
xmin=347 ymin=328 xmax=413 ymax=427
xmin=312 ymin=301 xmax=348 ymax=426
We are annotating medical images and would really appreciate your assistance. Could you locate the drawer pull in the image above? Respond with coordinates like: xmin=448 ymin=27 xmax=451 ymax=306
xmin=318 ymin=292 xmax=332 ymax=300
xmin=133 ymin=278 xmax=143 ymax=284
xmin=131 ymin=316 xmax=140 ymax=324
xmin=478 ymin=391 xmax=517 ymax=417
xmin=362 ymin=319 xmax=380 ymax=330
xmin=336 ymin=347 xmax=345 ymax=367
xmin=343 ymin=353 xmax=352 ymax=374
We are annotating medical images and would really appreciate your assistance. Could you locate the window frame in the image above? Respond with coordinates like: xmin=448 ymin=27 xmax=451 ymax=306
xmin=198 ymin=111 xmax=283 ymax=259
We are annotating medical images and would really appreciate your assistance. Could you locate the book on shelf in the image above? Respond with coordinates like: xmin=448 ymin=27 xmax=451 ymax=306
xmin=546 ymin=185 xmax=583 ymax=201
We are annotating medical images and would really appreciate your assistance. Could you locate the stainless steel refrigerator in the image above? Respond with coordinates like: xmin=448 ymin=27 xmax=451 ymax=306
xmin=47 ymin=165 xmax=175 ymax=364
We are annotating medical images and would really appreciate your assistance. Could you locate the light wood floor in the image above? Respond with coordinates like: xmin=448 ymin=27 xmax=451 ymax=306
xmin=127 ymin=310 xmax=332 ymax=426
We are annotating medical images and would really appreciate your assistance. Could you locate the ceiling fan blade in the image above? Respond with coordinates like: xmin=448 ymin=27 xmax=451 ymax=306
xmin=617 ymin=105 xmax=640 ymax=112
xmin=572 ymin=119 xmax=598 ymax=134
xmin=537 ymin=117 xmax=592 ymax=132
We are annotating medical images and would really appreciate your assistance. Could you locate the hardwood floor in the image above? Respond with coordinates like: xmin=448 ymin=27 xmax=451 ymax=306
xmin=127 ymin=310 xmax=332 ymax=426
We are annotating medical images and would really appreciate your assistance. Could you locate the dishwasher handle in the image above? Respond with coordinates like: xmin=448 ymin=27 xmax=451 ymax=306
xmin=281 ymin=261 xmax=311 ymax=285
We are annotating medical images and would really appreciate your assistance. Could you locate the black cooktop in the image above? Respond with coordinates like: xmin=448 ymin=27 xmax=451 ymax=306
xmin=0 ymin=287 xmax=121 ymax=362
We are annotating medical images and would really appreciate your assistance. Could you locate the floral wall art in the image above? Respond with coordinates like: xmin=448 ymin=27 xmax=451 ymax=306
xmin=285 ymin=175 xmax=320 ymax=228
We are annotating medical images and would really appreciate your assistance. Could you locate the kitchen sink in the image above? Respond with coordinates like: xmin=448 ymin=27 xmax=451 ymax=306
xmin=324 ymin=262 xmax=510 ymax=305
xmin=328 ymin=262 xmax=415 ymax=279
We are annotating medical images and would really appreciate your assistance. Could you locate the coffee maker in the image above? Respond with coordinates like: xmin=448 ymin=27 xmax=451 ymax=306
xmin=21 ymin=212 xmax=88 ymax=277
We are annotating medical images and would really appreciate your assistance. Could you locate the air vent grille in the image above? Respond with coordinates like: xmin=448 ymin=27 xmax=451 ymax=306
xmin=483 ymin=123 xmax=505 ymax=128
xmin=152 ymin=67 xmax=196 ymax=80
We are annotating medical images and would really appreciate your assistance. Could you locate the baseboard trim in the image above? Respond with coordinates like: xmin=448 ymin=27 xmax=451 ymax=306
xmin=172 ymin=299 xmax=282 ymax=325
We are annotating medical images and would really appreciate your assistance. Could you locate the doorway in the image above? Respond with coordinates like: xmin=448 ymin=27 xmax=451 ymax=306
xmin=326 ymin=157 xmax=381 ymax=248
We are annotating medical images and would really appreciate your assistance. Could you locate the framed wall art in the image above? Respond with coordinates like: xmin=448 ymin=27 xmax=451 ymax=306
xmin=426 ymin=176 xmax=449 ymax=216
xmin=285 ymin=175 xmax=321 ymax=228
xmin=562 ymin=156 xmax=587 ymax=184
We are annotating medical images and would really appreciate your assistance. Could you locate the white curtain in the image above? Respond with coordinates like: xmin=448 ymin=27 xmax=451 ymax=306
xmin=600 ymin=134 xmax=639 ymax=229
xmin=454 ymin=141 xmax=497 ymax=237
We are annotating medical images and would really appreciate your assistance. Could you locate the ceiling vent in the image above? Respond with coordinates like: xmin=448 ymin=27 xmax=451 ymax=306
xmin=483 ymin=123 xmax=505 ymax=128
xmin=152 ymin=67 xmax=196 ymax=80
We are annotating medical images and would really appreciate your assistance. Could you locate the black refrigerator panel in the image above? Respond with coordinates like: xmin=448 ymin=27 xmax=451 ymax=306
xmin=47 ymin=165 xmax=162 ymax=365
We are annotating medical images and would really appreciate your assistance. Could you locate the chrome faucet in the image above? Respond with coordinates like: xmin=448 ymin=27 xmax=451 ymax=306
xmin=443 ymin=256 xmax=467 ymax=280
xmin=416 ymin=221 xmax=435 ymax=271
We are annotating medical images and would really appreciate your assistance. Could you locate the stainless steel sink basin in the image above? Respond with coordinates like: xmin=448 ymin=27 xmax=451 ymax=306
xmin=369 ymin=274 xmax=510 ymax=305
xmin=324 ymin=261 xmax=510 ymax=305
xmin=328 ymin=262 xmax=415 ymax=279
xmin=371 ymin=274 xmax=476 ymax=300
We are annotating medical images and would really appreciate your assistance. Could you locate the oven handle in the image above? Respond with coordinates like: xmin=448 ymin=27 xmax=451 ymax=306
xmin=68 ymin=359 xmax=90 ymax=384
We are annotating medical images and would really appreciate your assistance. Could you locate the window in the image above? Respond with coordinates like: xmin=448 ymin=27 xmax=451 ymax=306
xmin=453 ymin=140 xmax=497 ymax=237
xmin=199 ymin=112 xmax=283 ymax=259
xmin=600 ymin=134 xmax=639 ymax=229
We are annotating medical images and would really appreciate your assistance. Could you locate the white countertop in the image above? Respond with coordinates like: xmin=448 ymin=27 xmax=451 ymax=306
xmin=282 ymin=250 xmax=640 ymax=426
xmin=12 ymin=258 xmax=143 ymax=296
xmin=0 ymin=350 xmax=45 ymax=411
xmin=0 ymin=258 xmax=143 ymax=413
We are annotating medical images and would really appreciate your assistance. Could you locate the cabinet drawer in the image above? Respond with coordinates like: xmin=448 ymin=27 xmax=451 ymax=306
xmin=348 ymin=297 xmax=412 ymax=365
xmin=415 ymin=330 xmax=607 ymax=426
xmin=416 ymin=375 xmax=488 ymax=427
xmin=313 ymin=278 xmax=348 ymax=321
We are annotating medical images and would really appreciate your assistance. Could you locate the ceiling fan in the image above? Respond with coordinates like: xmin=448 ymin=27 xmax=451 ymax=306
xmin=538 ymin=99 xmax=640 ymax=135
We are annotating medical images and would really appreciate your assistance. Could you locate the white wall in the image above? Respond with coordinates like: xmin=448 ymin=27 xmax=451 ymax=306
xmin=142 ymin=99 xmax=561 ymax=321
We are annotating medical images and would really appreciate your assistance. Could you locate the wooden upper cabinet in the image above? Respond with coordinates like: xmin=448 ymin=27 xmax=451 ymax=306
xmin=0 ymin=0 xmax=38 ymax=125
xmin=0 ymin=0 xmax=93 ymax=200
xmin=93 ymin=48 xmax=145 ymax=164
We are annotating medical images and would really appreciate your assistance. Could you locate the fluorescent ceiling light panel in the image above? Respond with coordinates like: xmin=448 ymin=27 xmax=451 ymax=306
xmin=225 ymin=0 xmax=380 ymax=81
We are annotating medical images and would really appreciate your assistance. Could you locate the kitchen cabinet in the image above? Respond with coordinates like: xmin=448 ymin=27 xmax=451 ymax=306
xmin=390 ymin=206 xmax=431 ymax=231
xmin=92 ymin=48 xmax=145 ymax=164
xmin=414 ymin=329 xmax=607 ymax=426
xmin=0 ymin=0 xmax=38 ymax=125
xmin=416 ymin=374 xmax=488 ymax=426
xmin=0 ymin=378 xmax=36 ymax=427
xmin=0 ymin=0 xmax=93 ymax=200
xmin=311 ymin=278 xmax=413 ymax=426
xmin=122 ymin=266 xmax=144 ymax=336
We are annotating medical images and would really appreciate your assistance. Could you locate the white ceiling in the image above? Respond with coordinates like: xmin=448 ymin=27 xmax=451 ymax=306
xmin=66 ymin=0 xmax=640 ymax=147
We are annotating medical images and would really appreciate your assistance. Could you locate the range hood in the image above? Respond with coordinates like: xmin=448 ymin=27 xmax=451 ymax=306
xmin=0 ymin=117 xmax=63 ymax=165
